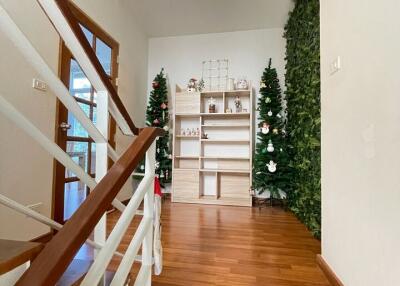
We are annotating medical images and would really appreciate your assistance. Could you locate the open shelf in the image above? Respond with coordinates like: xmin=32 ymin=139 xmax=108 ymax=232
xmin=202 ymin=123 xmax=250 ymax=128
xmin=176 ymin=135 xmax=199 ymax=139
xmin=200 ymin=112 xmax=250 ymax=117
xmin=201 ymin=139 xmax=250 ymax=143
xmin=175 ymin=156 xmax=199 ymax=159
xmin=200 ymin=168 xmax=250 ymax=174
xmin=201 ymin=156 xmax=250 ymax=160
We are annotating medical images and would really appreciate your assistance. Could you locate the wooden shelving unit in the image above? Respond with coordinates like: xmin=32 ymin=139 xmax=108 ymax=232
xmin=172 ymin=85 xmax=253 ymax=207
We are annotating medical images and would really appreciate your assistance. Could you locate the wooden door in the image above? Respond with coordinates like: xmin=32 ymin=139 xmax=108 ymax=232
xmin=54 ymin=4 xmax=119 ymax=224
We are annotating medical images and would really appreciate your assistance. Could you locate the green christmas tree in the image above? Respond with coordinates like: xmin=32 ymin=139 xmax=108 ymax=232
xmin=136 ymin=68 xmax=172 ymax=186
xmin=253 ymin=59 xmax=290 ymax=198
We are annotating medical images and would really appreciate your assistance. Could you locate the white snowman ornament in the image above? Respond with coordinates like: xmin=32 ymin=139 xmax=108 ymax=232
xmin=267 ymin=160 xmax=277 ymax=173
xmin=261 ymin=122 xmax=270 ymax=134
xmin=267 ymin=140 xmax=275 ymax=152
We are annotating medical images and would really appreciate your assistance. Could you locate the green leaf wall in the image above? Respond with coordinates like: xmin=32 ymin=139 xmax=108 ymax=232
xmin=284 ymin=0 xmax=321 ymax=238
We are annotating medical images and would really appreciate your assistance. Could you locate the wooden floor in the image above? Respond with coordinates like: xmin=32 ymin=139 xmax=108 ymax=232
xmin=108 ymin=200 xmax=330 ymax=286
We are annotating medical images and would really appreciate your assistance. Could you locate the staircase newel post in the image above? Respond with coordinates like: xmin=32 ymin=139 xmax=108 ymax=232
xmin=143 ymin=140 xmax=156 ymax=285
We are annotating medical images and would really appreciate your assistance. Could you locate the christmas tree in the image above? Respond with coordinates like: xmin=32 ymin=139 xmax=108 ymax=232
xmin=135 ymin=68 xmax=172 ymax=186
xmin=253 ymin=59 xmax=290 ymax=198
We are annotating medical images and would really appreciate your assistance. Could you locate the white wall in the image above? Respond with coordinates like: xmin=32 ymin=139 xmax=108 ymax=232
xmin=321 ymin=0 xmax=400 ymax=285
xmin=0 ymin=0 xmax=149 ymax=240
xmin=148 ymin=29 xmax=287 ymax=112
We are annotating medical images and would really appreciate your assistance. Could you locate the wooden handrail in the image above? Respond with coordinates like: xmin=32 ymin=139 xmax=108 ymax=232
xmin=15 ymin=127 xmax=164 ymax=286
xmin=53 ymin=0 xmax=139 ymax=135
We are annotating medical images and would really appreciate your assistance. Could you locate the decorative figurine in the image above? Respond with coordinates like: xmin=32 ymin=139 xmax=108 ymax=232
xmin=186 ymin=128 xmax=191 ymax=136
xmin=187 ymin=78 xmax=198 ymax=92
xmin=208 ymin=97 xmax=216 ymax=113
xmin=202 ymin=132 xmax=208 ymax=139
xmin=181 ymin=128 xmax=185 ymax=135
xmin=236 ymin=77 xmax=249 ymax=90
xmin=234 ymin=95 xmax=242 ymax=113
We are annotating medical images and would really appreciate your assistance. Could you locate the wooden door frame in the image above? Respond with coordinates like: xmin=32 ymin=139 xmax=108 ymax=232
xmin=53 ymin=1 xmax=119 ymax=224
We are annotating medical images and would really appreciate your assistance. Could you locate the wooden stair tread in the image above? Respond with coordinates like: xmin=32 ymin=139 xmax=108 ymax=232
xmin=57 ymin=259 xmax=118 ymax=286
xmin=0 ymin=239 xmax=44 ymax=275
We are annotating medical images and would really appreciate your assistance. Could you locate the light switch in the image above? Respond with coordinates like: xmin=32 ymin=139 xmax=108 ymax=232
xmin=32 ymin=78 xmax=47 ymax=92
xmin=330 ymin=56 xmax=341 ymax=75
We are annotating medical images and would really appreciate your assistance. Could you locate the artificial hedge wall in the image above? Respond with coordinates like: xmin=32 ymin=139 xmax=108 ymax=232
xmin=284 ymin=0 xmax=321 ymax=238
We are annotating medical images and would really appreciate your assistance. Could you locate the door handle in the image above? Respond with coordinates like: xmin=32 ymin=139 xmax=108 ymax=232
xmin=60 ymin=122 xmax=72 ymax=131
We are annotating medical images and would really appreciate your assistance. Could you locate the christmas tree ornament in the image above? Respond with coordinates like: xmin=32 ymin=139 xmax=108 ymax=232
xmin=273 ymin=128 xmax=279 ymax=134
xmin=280 ymin=148 xmax=283 ymax=152
xmin=277 ymin=113 xmax=282 ymax=118
xmin=157 ymin=148 xmax=160 ymax=153
xmin=152 ymin=81 xmax=160 ymax=89
xmin=265 ymin=97 xmax=271 ymax=103
xmin=282 ymin=129 xmax=287 ymax=135
xmin=153 ymin=118 xmax=160 ymax=125
xmin=161 ymin=102 xmax=167 ymax=109
xmin=140 ymin=165 xmax=145 ymax=171
xmin=261 ymin=122 xmax=270 ymax=134
xmin=260 ymin=82 xmax=267 ymax=88
xmin=266 ymin=160 xmax=277 ymax=173
xmin=268 ymin=110 xmax=273 ymax=116
xmin=155 ymin=161 xmax=160 ymax=169
xmin=267 ymin=140 xmax=275 ymax=152
xmin=163 ymin=125 xmax=169 ymax=132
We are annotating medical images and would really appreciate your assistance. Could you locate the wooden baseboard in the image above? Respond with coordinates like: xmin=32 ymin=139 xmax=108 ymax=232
xmin=317 ymin=255 xmax=344 ymax=286
xmin=30 ymin=231 xmax=53 ymax=243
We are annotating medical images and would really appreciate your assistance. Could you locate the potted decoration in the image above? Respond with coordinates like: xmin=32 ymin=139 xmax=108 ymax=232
xmin=208 ymin=97 xmax=216 ymax=113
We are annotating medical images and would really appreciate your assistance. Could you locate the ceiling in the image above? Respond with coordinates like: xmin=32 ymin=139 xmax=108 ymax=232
xmin=125 ymin=0 xmax=294 ymax=38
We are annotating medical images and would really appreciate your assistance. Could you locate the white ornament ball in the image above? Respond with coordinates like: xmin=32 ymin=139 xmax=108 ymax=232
xmin=268 ymin=110 xmax=273 ymax=116
xmin=163 ymin=125 xmax=169 ymax=132
xmin=140 ymin=165 xmax=145 ymax=170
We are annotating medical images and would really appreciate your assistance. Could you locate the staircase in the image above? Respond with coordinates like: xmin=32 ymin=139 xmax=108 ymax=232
xmin=0 ymin=0 xmax=164 ymax=285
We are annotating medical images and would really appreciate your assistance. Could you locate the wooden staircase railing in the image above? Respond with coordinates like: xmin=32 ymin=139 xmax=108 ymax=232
xmin=15 ymin=127 xmax=164 ymax=286
xmin=0 ymin=0 xmax=165 ymax=285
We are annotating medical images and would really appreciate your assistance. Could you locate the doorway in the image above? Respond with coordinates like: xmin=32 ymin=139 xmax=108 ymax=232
xmin=54 ymin=3 xmax=119 ymax=225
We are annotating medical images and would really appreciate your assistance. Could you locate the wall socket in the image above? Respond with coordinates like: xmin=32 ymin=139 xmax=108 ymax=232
xmin=32 ymin=78 xmax=47 ymax=92
xmin=330 ymin=56 xmax=341 ymax=75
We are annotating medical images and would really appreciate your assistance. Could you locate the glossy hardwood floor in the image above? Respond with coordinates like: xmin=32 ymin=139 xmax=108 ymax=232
xmin=108 ymin=200 xmax=330 ymax=286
